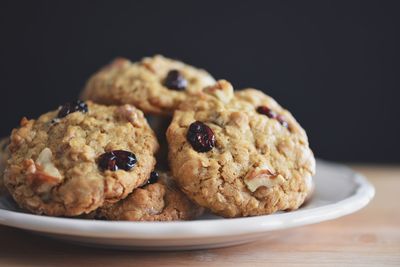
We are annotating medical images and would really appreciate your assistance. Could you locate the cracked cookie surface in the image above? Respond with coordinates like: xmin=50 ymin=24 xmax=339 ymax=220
xmin=167 ymin=80 xmax=315 ymax=217
xmin=99 ymin=171 xmax=204 ymax=221
xmin=4 ymin=102 xmax=158 ymax=216
xmin=81 ymin=55 xmax=215 ymax=115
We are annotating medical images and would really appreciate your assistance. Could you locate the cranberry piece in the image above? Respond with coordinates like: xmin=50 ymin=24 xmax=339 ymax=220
xmin=140 ymin=171 xmax=159 ymax=188
xmin=257 ymin=106 xmax=290 ymax=130
xmin=277 ymin=115 xmax=289 ymax=129
xmin=163 ymin=70 xmax=187 ymax=90
xmin=58 ymin=100 xmax=88 ymax=118
xmin=256 ymin=106 xmax=277 ymax=119
xmin=187 ymin=121 xmax=215 ymax=152
xmin=148 ymin=171 xmax=159 ymax=184
xmin=98 ymin=150 xmax=137 ymax=171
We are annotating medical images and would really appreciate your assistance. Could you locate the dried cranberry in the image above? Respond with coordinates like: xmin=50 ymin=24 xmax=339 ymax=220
xmin=58 ymin=100 xmax=88 ymax=118
xmin=163 ymin=70 xmax=187 ymax=90
xmin=140 ymin=171 xmax=159 ymax=188
xmin=187 ymin=121 xmax=215 ymax=152
xmin=148 ymin=171 xmax=159 ymax=184
xmin=257 ymin=106 xmax=290 ymax=130
xmin=98 ymin=150 xmax=137 ymax=171
xmin=256 ymin=106 xmax=277 ymax=119
xmin=277 ymin=115 xmax=289 ymax=129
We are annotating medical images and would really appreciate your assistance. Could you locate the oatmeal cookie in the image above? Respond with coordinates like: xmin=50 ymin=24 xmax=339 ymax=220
xmin=167 ymin=80 xmax=315 ymax=217
xmin=81 ymin=55 xmax=215 ymax=115
xmin=99 ymin=171 xmax=204 ymax=221
xmin=4 ymin=101 xmax=158 ymax=216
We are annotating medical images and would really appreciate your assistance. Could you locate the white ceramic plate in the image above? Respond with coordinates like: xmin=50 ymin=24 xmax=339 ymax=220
xmin=0 ymin=160 xmax=374 ymax=250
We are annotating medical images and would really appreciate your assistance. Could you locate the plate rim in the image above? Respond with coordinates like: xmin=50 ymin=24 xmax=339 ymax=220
xmin=0 ymin=160 xmax=375 ymax=240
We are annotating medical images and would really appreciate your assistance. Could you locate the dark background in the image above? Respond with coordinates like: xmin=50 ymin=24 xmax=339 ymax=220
xmin=0 ymin=1 xmax=399 ymax=163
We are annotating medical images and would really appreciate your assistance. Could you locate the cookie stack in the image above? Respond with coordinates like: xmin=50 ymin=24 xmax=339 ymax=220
xmin=0 ymin=55 xmax=315 ymax=220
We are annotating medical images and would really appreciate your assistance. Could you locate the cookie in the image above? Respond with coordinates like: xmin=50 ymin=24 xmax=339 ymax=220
xmin=81 ymin=55 xmax=216 ymax=115
xmin=99 ymin=171 xmax=204 ymax=221
xmin=167 ymin=80 xmax=315 ymax=217
xmin=0 ymin=137 xmax=10 ymax=194
xmin=4 ymin=101 xmax=159 ymax=216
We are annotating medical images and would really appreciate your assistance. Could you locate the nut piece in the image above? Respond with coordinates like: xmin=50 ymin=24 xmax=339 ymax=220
xmin=244 ymin=164 xmax=285 ymax=192
xmin=35 ymin=148 xmax=62 ymax=180
xmin=116 ymin=105 xmax=143 ymax=127
xmin=23 ymin=148 xmax=63 ymax=194
xmin=229 ymin=111 xmax=249 ymax=127
xmin=203 ymin=80 xmax=234 ymax=103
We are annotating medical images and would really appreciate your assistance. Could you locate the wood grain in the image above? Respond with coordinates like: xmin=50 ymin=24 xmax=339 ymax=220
xmin=0 ymin=165 xmax=399 ymax=267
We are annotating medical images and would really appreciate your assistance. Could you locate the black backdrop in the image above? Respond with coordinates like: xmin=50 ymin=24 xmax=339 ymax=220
xmin=1 ymin=1 xmax=399 ymax=163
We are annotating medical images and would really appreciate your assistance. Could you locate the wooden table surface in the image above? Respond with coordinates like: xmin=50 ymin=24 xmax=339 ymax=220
xmin=0 ymin=165 xmax=399 ymax=267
